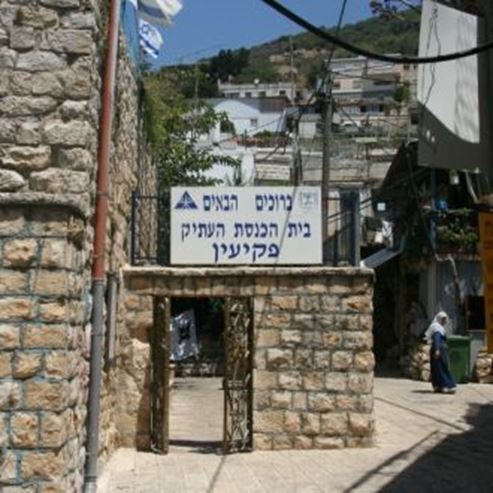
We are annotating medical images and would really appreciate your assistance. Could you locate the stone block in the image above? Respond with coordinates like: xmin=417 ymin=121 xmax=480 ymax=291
xmin=40 ymin=412 xmax=68 ymax=447
xmin=336 ymin=395 xmax=359 ymax=411
xmin=21 ymin=451 xmax=65 ymax=481
xmin=60 ymin=12 xmax=95 ymax=29
xmin=45 ymin=351 xmax=74 ymax=378
xmin=0 ymin=119 xmax=16 ymax=143
xmin=1 ymin=145 xmax=51 ymax=171
xmin=272 ymin=434 xmax=292 ymax=450
xmin=11 ymin=71 xmax=31 ymax=96
xmin=0 ymin=169 xmax=25 ymax=191
xmin=0 ymin=381 xmax=21 ymax=409
xmin=303 ymin=372 xmax=325 ymax=391
xmin=320 ymin=413 xmax=348 ymax=436
xmin=16 ymin=121 xmax=41 ymax=145
xmin=332 ymin=351 xmax=353 ymax=371
xmin=358 ymin=394 xmax=374 ymax=413
xmin=284 ymin=411 xmax=300 ymax=433
xmin=17 ymin=7 xmax=59 ymax=29
xmin=13 ymin=351 xmax=42 ymax=379
xmin=268 ymin=295 xmax=298 ymax=311
xmin=0 ymin=324 xmax=20 ymax=349
xmin=40 ymin=239 xmax=72 ymax=269
xmin=349 ymin=413 xmax=374 ymax=436
xmin=11 ymin=412 xmax=39 ymax=448
xmin=354 ymin=352 xmax=375 ymax=372
xmin=343 ymin=332 xmax=373 ymax=351
xmin=10 ymin=27 xmax=35 ymax=50
xmin=17 ymin=51 xmax=65 ymax=72
xmin=308 ymin=393 xmax=336 ymax=412
xmin=333 ymin=314 xmax=360 ymax=331
xmin=33 ymin=73 xmax=64 ymax=98
xmin=278 ymin=372 xmax=301 ymax=390
xmin=294 ymin=349 xmax=312 ymax=369
xmin=42 ymin=120 xmax=94 ymax=146
xmin=320 ymin=295 xmax=340 ymax=312
xmin=322 ymin=331 xmax=343 ymax=349
xmin=280 ymin=329 xmax=302 ymax=345
xmin=302 ymin=331 xmax=323 ymax=348
xmin=291 ymin=314 xmax=314 ymax=331
xmin=30 ymin=270 xmax=70 ymax=296
xmin=0 ymin=270 xmax=26 ymax=294
xmin=30 ymin=168 xmax=90 ymax=194
xmin=360 ymin=315 xmax=373 ymax=331
xmin=313 ymin=437 xmax=344 ymax=449
xmin=292 ymin=392 xmax=307 ymax=410
xmin=254 ymin=350 xmax=266 ymax=370
xmin=348 ymin=374 xmax=373 ymax=394
xmin=0 ymin=96 xmax=58 ymax=116
xmin=325 ymin=372 xmax=347 ymax=392
xmin=59 ymin=100 xmax=88 ymax=120
xmin=253 ymin=433 xmax=272 ymax=451
xmin=254 ymin=370 xmax=277 ymax=390
xmin=271 ymin=391 xmax=291 ymax=409
xmin=341 ymin=295 xmax=372 ymax=313
xmin=24 ymin=380 xmax=69 ymax=411
xmin=41 ymin=29 xmax=92 ymax=54
xmin=312 ymin=350 xmax=330 ymax=370
xmin=23 ymin=325 xmax=69 ymax=349
xmin=301 ymin=413 xmax=319 ymax=435
xmin=56 ymin=147 xmax=93 ymax=171
xmin=293 ymin=435 xmax=313 ymax=449
xmin=266 ymin=349 xmax=293 ymax=370
xmin=0 ymin=47 xmax=16 ymax=68
xmin=254 ymin=312 xmax=291 ymax=329
xmin=0 ymin=209 xmax=25 ymax=236
xmin=0 ymin=353 xmax=11 ymax=377
xmin=253 ymin=410 xmax=285 ymax=434
xmin=253 ymin=276 xmax=275 ymax=295
xmin=60 ymin=64 xmax=92 ymax=99
xmin=0 ymin=298 xmax=33 ymax=321
xmin=39 ymin=301 xmax=67 ymax=323
xmin=0 ymin=451 xmax=17 ymax=484
xmin=256 ymin=329 xmax=280 ymax=347
xmin=254 ymin=390 xmax=270 ymax=410
xmin=3 ymin=239 xmax=37 ymax=267
xmin=298 ymin=296 xmax=320 ymax=313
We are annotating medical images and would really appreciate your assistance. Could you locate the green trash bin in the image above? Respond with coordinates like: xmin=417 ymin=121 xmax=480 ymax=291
xmin=447 ymin=335 xmax=472 ymax=383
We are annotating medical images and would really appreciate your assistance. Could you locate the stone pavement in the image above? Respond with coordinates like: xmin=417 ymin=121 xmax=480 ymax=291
xmin=98 ymin=376 xmax=493 ymax=493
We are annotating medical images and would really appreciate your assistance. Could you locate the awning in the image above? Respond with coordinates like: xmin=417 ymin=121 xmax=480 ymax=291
xmin=360 ymin=245 xmax=402 ymax=269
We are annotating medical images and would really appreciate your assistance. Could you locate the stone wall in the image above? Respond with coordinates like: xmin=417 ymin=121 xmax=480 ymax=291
xmin=0 ymin=0 xmax=155 ymax=489
xmin=124 ymin=267 xmax=375 ymax=450
xmin=0 ymin=204 xmax=89 ymax=491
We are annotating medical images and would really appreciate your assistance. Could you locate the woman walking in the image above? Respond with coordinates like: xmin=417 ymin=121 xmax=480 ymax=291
xmin=425 ymin=312 xmax=456 ymax=393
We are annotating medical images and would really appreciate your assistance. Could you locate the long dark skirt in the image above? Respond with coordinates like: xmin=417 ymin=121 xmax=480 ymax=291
xmin=430 ymin=345 xmax=456 ymax=390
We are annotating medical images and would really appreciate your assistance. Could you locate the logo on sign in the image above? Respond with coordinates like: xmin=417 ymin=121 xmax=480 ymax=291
xmin=299 ymin=191 xmax=318 ymax=211
xmin=175 ymin=191 xmax=198 ymax=210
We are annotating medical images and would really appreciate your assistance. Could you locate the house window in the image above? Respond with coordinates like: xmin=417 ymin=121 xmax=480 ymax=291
xmin=250 ymin=118 xmax=258 ymax=128
xmin=333 ymin=81 xmax=341 ymax=89
xmin=245 ymin=92 xmax=252 ymax=98
xmin=352 ymin=80 xmax=362 ymax=90
xmin=360 ymin=105 xmax=367 ymax=113
xmin=467 ymin=296 xmax=485 ymax=330
xmin=259 ymin=91 xmax=267 ymax=97
xmin=279 ymin=90 xmax=287 ymax=96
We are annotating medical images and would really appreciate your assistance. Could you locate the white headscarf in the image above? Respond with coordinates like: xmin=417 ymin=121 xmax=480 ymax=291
xmin=424 ymin=311 xmax=448 ymax=343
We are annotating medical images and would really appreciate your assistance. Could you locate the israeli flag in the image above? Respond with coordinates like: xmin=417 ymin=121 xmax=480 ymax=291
xmin=128 ymin=0 xmax=183 ymax=26
xmin=139 ymin=19 xmax=163 ymax=58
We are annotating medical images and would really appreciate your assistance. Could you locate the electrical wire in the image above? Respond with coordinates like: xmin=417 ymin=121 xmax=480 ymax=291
xmin=260 ymin=0 xmax=493 ymax=64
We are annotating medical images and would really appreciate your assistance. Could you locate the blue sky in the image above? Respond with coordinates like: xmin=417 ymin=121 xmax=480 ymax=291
xmin=126 ymin=0 xmax=374 ymax=68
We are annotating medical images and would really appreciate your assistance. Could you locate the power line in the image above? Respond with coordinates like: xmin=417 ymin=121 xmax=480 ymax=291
xmin=260 ymin=0 xmax=493 ymax=64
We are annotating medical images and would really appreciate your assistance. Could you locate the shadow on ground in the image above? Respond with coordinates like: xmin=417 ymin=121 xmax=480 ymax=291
xmin=347 ymin=402 xmax=493 ymax=493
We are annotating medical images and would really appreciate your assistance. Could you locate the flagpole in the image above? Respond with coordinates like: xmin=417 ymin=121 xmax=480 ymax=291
xmin=84 ymin=0 xmax=122 ymax=490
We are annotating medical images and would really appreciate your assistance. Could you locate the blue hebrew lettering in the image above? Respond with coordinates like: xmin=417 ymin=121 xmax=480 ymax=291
xmin=204 ymin=195 xmax=212 ymax=211
xmin=303 ymin=223 xmax=311 ymax=238
xmin=234 ymin=223 xmax=244 ymax=238
xmin=181 ymin=223 xmax=191 ymax=242
xmin=256 ymin=195 xmax=264 ymax=211
xmin=217 ymin=223 xmax=225 ymax=237
xmin=245 ymin=223 xmax=254 ymax=237
xmin=268 ymin=244 xmax=280 ymax=258
xmin=252 ymin=243 xmax=267 ymax=262
xmin=228 ymin=244 xmax=241 ymax=259
xmin=287 ymin=222 xmax=297 ymax=238
xmin=269 ymin=223 xmax=278 ymax=237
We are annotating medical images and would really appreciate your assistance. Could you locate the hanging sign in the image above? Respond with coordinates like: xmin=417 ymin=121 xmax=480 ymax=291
xmin=170 ymin=187 xmax=322 ymax=265
xmin=479 ymin=212 xmax=493 ymax=353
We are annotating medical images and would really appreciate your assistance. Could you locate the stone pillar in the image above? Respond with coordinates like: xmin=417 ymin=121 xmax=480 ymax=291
xmin=0 ymin=204 xmax=89 ymax=492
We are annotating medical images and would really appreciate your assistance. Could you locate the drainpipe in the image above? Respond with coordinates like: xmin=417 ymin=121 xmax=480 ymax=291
xmin=84 ymin=0 xmax=121 ymax=491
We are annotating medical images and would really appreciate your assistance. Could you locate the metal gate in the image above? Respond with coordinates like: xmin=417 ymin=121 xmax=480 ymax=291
xmin=150 ymin=297 xmax=171 ymax=454
xmin=223 ymin=298 xmax=254 ymax=453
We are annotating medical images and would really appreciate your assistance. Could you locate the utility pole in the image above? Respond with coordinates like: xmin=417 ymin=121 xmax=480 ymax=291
xmin=320 ymin=66 xmax=333 ymax=264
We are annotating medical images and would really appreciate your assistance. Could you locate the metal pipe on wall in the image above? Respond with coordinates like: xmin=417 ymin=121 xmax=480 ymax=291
xmin=84 ymin=0 xmax=122 ymax=490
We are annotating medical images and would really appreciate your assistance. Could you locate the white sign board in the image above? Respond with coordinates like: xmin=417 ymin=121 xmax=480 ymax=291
xmin=170 ymin=187 xmax=322 ymax=265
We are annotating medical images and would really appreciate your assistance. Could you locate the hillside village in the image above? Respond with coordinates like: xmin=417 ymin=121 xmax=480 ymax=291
xmin=1 ymin=0 xmax=493 ymax=492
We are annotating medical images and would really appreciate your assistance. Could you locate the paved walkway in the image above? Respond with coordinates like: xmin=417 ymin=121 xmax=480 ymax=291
xmin=98 ymin=376 xmax=493 ymax=493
